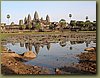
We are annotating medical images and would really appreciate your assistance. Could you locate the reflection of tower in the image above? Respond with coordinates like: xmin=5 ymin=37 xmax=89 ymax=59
xmin=34 ymin=43 xmax=40 ymax=54
xmin=20 ymin=42 xmax=24 ymax=47
xmin=25 ymin=43 xmax=28 ymax=49
xmin=28 ymin=43 xmax=32 ymax=51
xmin=47 ymin=43 xmax=51 ymax=50
xmin=85 ymin=41 xmax=90 ymax=47
xmin=86 ymin=42 xmax=88 ymax=47
xmin=41 ymin=44 xmax=44 ymax=48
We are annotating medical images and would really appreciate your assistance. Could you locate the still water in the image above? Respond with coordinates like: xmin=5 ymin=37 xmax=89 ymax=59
xmin=4 ymin=40 xmax=96 ymax=69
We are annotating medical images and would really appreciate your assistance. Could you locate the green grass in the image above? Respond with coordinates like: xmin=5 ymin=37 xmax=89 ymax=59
xmin=78 ymin=31 xmax=96 ymax=33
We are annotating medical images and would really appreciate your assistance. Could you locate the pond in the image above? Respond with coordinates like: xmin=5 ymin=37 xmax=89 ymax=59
xmin=4 ymin=40 xmax=96 ymax=70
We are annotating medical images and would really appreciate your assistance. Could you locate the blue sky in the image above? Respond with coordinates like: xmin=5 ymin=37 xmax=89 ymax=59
xmin=1 ymin=1 xmax=96 ymax=24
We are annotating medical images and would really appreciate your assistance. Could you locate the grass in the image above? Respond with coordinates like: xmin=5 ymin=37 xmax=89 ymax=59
xmin=0 ymin=30 xmax=96 ymax=40
xmin=78 ymin=31 xmax=96 ymax=33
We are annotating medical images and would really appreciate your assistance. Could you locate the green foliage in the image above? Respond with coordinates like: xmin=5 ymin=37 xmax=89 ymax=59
xmin=7 ymin=14 xmax=10 ymax=19
xmin=70 ymin=20 xmax=76 ymax=27
xmin=85 ymin=20 xmax=91 ymax=26
xmin=19 ymin=20 xmax=23 ymax=25
xmin=59 ymin=19 xmax=66 ymax=27
xmin=86 ymin=16 xmax=88 ymax=20
xmin=11 ymin=22 xmax=14 ymax=26
xmin=76 ymin=21 xmax=84 ymax=27
xmin=92 ymin=21 xmax=96 ymax=27
xmin=35 ymin=23 xmax=41 ymax=30
xmin=28 ymin=23 xmax=32 ymax=30
xmin=59 ymin=19 xmax=66 ymax=22
xmin=69 ymin=14 xmax=72 ymax=19
xmin=22 ymin=25 xmax=26 ymax=29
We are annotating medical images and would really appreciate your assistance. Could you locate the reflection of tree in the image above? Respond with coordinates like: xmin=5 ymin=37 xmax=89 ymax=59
xmin=70 ymin=41 xmax=76 ymax=45
xmin=76 ymin=41 xmax=84 ymax=44
xmin=20 ymin=42 xmax=24 ymax=47
xmin=70 ymin=46 xmax=72 ymax=50
xmin=85 ymin=41 xmax=91 ymax=47
xmin=28 ymin=43 xmax=32 ymax=51
xmin=47 ymin=43 xmax=51 ymax=50
xmin=86 ymin=42 xmax=88 ymax=47
xmin=25 ymin=43 xmax=28 ymax=49
xmin=59 ymin=41 xmax=66 ymax=47
xmin=25 ymin=42 xmax=32 ymax=51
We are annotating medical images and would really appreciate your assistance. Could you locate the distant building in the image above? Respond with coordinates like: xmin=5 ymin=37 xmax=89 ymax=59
xmin=1 ymin=23 xmax=6 ymax=31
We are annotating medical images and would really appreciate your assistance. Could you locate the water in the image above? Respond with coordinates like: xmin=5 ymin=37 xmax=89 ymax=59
xmin=4 ymin=40 xmax=96 ymax=69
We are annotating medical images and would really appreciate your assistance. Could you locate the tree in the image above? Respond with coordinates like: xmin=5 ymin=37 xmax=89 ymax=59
xmin=86 ymin=16 xmax=88 ymax=21
xmin=28 ymin=23 xmax=32 ymax=30
xmin=59 ymin=19 xmax=66 ymax=32
xmin=76 ymin=21 xmax=84 ymax=27
xmin=19 ymin=20 xmax=23 ymax=30
xmin=7 ymin=14 xmax=10 ymax=25
xmin=85 ymin=20 xmax=91 ymax=30
xmin=19 ymin=20 xmax=23 ymax=25
xmin=35 ymin=22 xmax=42 ymax=31
xmin=59 ymin=19 xmax=66 ymax=27
xmin=70 ymin=20 xmax=76 ymax=27
xmin=11 ymin=22 xmax=14 ymax=26
xmin=92 ymin=21 xmax=96 ymax=27
xmin=69 ymin=14 xmax=72 ymax=19
xmin=22 ymin=24 xmax=26 ymax=30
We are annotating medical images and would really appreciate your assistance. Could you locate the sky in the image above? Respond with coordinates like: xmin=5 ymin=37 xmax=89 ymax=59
xmin=1 ymin=1 xmax=96 ymax=24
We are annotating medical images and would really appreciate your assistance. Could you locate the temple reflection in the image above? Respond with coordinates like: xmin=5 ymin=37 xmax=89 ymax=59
xmin=6 ymin=33 xmax=96 ymax=56
xmin=28 ymin=43 xmax=32 ymax=51
xmin=25 ymin=43 xmax=28 ymax=49
xmin=20 ymin=42 xmax=24 ymax=47
xmin=34 ymin=43 xmax=40 ymax=54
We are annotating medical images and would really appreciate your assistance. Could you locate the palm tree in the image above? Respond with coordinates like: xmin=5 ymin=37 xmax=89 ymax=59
xmin=69 ymin=14 xmax=72 ymax=19
xmin=86 ymin=16 xmax=88 ymax=21
xmin=59 ymin=19 xmax=66 ymax=32
xmin=85 ymin=20 xmax=91 ymax=31
xmin=7 ymin=14 xmax=10 ymax=25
